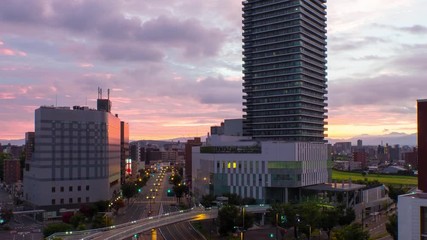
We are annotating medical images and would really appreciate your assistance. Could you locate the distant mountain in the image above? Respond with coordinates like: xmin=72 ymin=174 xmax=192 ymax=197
xmin=327 ymin=132 xmax=416 ymax=146
xmin=0 ymin=139 xmax=25 ymax=146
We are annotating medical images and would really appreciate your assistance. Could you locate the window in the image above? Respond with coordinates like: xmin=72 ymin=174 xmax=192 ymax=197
xmin=60 ymin=187 xmax=64 ymax=192
xmin=60 ymin=199 xmax=64 ymax=204
xmin=78 ymin=197 xmax=81 ymax=203
xmin=52 ymin=199 xmax=56 ymax=205
xmin=69 ymin=186 xmax=73 ymax=192
xmin=52 ymin=187 xmax=55 ymax=193
xmin=86 ymin=185 xmax=90 ymax=191
xmin=86 ymin=197 xmax=90 ymax=203
xmin=78 ymin=186 xmax=81 ymax=191
xmin=69 ymin=198 xmax=73 ymax=204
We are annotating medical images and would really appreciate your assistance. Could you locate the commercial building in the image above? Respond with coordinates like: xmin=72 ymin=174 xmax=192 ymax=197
xmin=398 ymin=99 xmax=427 ymax=239
xmin=23 ymin=95 xmax=128 ymax=208
xmin=192 ymin=134 xmax=329 ymax=203
xmin=242 ymin=0 xmax=327 ymax=142
xmin=192 ymin=0 xmax=330 ymax=203
xmin=3 ymin=159 xmax=21 ymax=184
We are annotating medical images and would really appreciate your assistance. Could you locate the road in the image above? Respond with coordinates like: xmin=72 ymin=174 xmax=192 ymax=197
xmin=159 ymin=204 xmax=204 ymax=240
xmin=159 ymin=221 xmax=203 ymax=240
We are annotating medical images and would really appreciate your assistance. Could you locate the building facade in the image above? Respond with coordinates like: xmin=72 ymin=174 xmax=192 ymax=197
xmin=193 ymin=140 xmax=329 ymax=203
xmin=242 ymin=0 xmax=327 ymax=141
xmin=398 ymin=100 xmax=427 ymax=239
xmin=23 ymin=103 xmax=126 ymax=208
xmin=4 ymin=159 xmax=21 ymax=185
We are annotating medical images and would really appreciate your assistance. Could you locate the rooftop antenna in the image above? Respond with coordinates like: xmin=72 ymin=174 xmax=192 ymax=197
xmin=55 ymin=94 xmax=58 ymax=107
xmin=108 ymin=89 xmax=110 ymax=100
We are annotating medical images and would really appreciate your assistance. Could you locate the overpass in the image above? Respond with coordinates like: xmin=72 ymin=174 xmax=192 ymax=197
xmin=47 ymin=204 xmax=270 ymax=240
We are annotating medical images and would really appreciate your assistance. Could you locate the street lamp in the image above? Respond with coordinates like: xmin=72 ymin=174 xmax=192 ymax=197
xmin=241 ymin=207 xmax=245 ymax=240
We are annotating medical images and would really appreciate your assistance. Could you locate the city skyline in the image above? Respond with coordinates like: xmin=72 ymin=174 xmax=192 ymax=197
xmin=1 ymin=0 xmax=426 ymax=141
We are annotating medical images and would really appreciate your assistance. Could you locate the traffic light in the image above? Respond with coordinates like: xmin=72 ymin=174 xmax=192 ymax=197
xmin=280 ymin=215 xmax=287 ymax=224
xmin=269 ymin=233 xmax=274 ymax=238
xmin=167 ymin=188 xmax=174 ymax=196
xmin=0 ymin=218 xmax=4 ymax=225
xmin=133 ymin=233 xmax=138 ymax=239
xmin=138 ymin=188 xmax=142 ymax=193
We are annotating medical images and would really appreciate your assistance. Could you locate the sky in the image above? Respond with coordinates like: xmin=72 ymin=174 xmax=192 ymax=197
xmin=0 ymin=0 xmax=426 ymax=142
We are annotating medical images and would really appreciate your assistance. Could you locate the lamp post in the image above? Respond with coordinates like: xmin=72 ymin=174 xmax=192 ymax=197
xmin=241 ymin=207 xmax=245 ymax=240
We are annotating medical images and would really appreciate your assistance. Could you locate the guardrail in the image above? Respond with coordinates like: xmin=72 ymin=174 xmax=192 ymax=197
xmin=47 ymin=207 xmax=217 ymax=240
xmin=47 ymin=204 xmax=270 ymax=240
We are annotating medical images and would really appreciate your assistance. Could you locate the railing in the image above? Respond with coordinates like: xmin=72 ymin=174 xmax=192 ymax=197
xmin=47 ymin=205 xmax=271 ymax=240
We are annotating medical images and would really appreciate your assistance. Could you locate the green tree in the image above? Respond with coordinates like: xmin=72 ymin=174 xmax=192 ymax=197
xmin=387 ymin=185 xmax=409 ymax=203
xmin=337 ymin=206 xmax=356 ymax=226
xmin=318 ymin=208 xmax=337 ymax=238
xmin=222 ymin=193 xmax=242 ymax=205
xmin=200 ymin=194 xmax=215 ymax=208
xmin=93 ymin=200 xmax=109 ymax=213
xmin=43 ymin=223 xmax=72 ymax=237
xmin=333 ymin=223 xmax=369 ymax=240
xmin=79 ymin=204 xmax=97 ymax=219
xmin=69 ymin=213 xmax=86 ymax=228
xmin=91 ymin=214 xmax=113 ymax=228
xmin=112 ymin=199 xmax=125 ymax=213
xmin=121 ymin=182 xmax=137 ymax=202
xmin=218 ymin=204 xmax=239 ymax=236
xmin=173 ymin=184 xmax=188 ymax=204
xmin=242 ymin=197 xmax=256 ymax=205
xmin=235 ymin=211 xmax=254 ymax=230
xmin=169 ymin=175 xmax=182 ymax=186
xmin=386 ymin=213 xmax=398 ymax=240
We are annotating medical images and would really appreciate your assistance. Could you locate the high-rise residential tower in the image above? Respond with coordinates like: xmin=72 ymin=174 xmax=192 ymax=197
xmin=242 ymin=0 xmax=327 ymax=142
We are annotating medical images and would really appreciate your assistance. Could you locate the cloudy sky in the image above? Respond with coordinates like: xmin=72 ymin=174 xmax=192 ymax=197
xmin=0 ymin=0 xmax=426 ymax=141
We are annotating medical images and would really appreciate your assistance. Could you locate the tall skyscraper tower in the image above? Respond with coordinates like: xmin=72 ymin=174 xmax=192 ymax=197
xmin=242 ymin=0 xmax=327 ymax=142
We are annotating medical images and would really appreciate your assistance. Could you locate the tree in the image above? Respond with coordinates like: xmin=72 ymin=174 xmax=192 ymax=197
xmin=173 ymin=184 xmax=188 ymax=204
xmin=62 ymin=212 xmax=74 ymax=224
xmin=235 ymin=211 xmax=254 ymax=230
xmin=93 ymin=200 xmax=109 ymax=213
xmin=333 ymin=223 xmax=369 ymax=240
xmin=43 ymin=223 xmax=72 ymax=237
xmin=169 ymin=175 xmax=182 ymax=186
xmin=112 ymin=199 xmax=125 ymax=213
xmin=318 ymin=208 xmax=337 ymax=238
xmin=92 ymin=214 xmax=113 ymax=228
xmin=121 ymin=182 xmax=137 ymax=202
xmin=337 ymin=206 xmax=356 ymax=226
xmin=218 ymin=204 xmax=239 ymax=236
xmin=200 ymin=194 xmax=215 ymax=208
xmin=79 ymin=204 xmax=97 ymax=219
xmin=387 ymin=185 xmax=408 ymax=203
xmin=222 ymin=193 xmax=242 ymax=205
xmin=70 ymin=213 xmax=86 ymax=228
xmin=386 ymin=213 xmax=398 ymax=240
xmin=242 ymin=197 xmax=256 ymax=205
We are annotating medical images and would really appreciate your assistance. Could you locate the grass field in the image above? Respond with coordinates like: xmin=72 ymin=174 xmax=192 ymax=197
xmin=332 ymin=169 xmax=417 ymax=186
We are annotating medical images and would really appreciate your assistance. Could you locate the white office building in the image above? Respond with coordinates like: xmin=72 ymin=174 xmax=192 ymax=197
xmin=398 ymin=192 xmax=427 ymax=240
xmin=192 ymin=135 xmax=329 ymax=203
xmin=24 ymin=104 xmax=123 ymax=207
